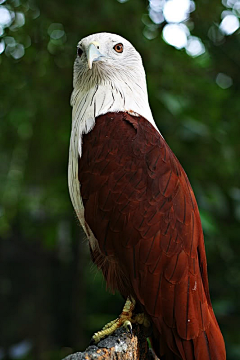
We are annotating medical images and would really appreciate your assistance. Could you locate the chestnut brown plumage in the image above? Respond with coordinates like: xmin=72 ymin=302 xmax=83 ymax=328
xmin=78 ymin=112 xmax=225 ymax=359
xmin=68 ymin=32 xmax=226 ymax=360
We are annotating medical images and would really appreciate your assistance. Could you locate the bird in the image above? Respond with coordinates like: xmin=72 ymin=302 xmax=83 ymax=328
xmin=68 ymin=32 xmax=226 ymax=360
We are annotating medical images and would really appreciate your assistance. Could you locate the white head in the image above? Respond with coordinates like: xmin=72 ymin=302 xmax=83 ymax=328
xmin=71 ymin=32 xmax=156 ymax=154
xmin=73 ymin=33 xmax=145 ymax=90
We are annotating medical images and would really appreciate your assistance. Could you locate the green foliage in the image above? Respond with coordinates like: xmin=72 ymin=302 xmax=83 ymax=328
xmin=0 ymin=0 xmax=240 ymax=359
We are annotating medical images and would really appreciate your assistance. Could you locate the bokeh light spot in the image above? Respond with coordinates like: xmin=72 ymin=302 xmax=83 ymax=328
xmin=163 ymin=0 xmax=191 ymax=23
xmin=50 ymin=29 xmax=65 ymax=40
xmin=220 ymin=14 xmax=239 ymax=35
xmin=185 ymin=36 xmax=205 ymax=57
xmin=163 ymin=23 xmax=189 ymax=49
xmin=216 ymin=72 xmax=233 ymax=89
xmin=48 ymin=23 xmax=66 ymax=44
xmin=11 ymin=43 xmax=25 ymax=59
xmin=0 ymin=5 xmax=12 ymax=27
xmin=143 ymin=24 xmax=159 ymax=39
xmin=233 ymin=1 xmax=240 ymax=15
xmin=208 ymin=24 xmax=225 ymax=44
xmin=10 ymin=12 xmax=25 ymax=31
xmin=149 ymin=8 xmax=164 ymax=24
xmin=0 ymin=40 xmax=5 ymax=54
xmin=222 ymin=0 xmax=238 ymax=8
xmin=149 ymin=0 xmax=165 ymax=12
xmin=48 ymin=23 xmax=64 ymax=36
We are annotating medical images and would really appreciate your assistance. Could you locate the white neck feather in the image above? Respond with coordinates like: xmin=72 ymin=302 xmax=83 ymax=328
xmin=71 ymin=79 xmax=156 ymax=157
xmin=68 ymin=33 xmax=160 ymax=237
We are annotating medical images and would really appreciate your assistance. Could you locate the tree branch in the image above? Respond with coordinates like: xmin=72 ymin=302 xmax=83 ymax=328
xmin=63 ymin=324 xmax=159 ymax=360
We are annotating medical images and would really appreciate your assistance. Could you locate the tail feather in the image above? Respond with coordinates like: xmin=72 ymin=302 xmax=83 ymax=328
xmin=151 ymin=312 xmax=226 ymax=360
xmin=193 ymin=319 xmax=225 ymax=360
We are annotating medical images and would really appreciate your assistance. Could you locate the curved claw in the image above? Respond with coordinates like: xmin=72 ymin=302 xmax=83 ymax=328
xmin=91 ymin=297 xmax=136 ymax=343
xmin=90 ymin=337 xmax=96 ymax=345
xmin=123 ymin=320 xmax=133 ymax=338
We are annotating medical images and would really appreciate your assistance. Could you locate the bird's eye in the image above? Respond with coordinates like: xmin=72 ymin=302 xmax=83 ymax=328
xmin=77 ymin=47 xmax=83 ymax=57
xmin=113 ymin=43 xmax=123 ymax=53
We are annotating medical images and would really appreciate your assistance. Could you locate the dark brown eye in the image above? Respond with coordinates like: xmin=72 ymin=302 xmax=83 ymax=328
xmin=77 ymin=47 xmax=83 ymax=57
xmin=113 ymin=43 xmax=123 ymax=53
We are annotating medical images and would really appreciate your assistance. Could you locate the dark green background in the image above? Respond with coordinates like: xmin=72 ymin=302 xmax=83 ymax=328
xmin=0 ymin=0 xmax=239 ymax=359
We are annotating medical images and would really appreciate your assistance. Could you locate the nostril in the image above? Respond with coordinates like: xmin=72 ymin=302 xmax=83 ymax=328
xmin=77 ymin=47 xmax=83 ymax=57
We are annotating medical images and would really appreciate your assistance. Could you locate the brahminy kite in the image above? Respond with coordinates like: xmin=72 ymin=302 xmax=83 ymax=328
xmin=68 ymin=32 xmax=226 ymax=360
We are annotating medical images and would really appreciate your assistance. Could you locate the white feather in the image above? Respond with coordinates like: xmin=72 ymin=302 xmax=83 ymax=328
xmin=68 ymin=33 xmax=158 ymax=242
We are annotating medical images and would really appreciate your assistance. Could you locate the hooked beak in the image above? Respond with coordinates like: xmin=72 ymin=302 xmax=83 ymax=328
xmin=87 ymin=42 xmax=104 ymax=69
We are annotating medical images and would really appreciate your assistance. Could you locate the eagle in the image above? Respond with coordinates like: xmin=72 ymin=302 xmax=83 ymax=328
xmin=68 ymin=32 xmax=226 ymax=360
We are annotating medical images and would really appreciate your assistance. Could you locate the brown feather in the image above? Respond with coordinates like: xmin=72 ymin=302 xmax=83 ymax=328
xmin=79 ymin=111 xmax=226 ymax=360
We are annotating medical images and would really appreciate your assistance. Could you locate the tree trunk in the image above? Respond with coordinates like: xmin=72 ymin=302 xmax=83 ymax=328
xmin=63 ymin=324 xmax=159 ymax=360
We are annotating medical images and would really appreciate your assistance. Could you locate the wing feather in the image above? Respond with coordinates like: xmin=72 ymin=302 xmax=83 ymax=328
xmin=79 ymin=111 xmax=225 ymax=359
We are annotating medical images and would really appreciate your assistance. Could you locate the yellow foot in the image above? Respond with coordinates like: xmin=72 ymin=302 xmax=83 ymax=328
xmin=92 ymin=297 xmax=150 ymax=343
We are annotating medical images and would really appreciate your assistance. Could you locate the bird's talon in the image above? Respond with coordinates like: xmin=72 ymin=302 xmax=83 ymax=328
xmin=90 ymin=337 xmax=96 ymax=345
xmin=123 ymin=320 xmax=133 ymax=337
xmin=90 ymin=297 xmax=136 ymax=343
